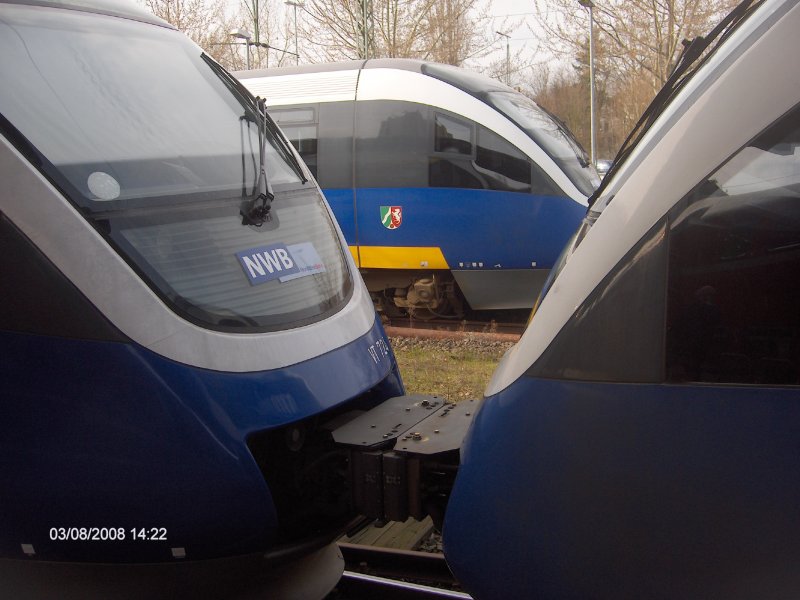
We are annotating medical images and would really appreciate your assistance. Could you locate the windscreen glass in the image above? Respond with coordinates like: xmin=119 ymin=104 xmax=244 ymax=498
xmin=421 ymin=62 xmax=598 ymax=197
xmin=487 ymin=92 xmax=599 ymax=197
xmin=0 ymin=4 xmax=351 ymax=331
xmin=666 ymin=103 xmax=800 ymax=384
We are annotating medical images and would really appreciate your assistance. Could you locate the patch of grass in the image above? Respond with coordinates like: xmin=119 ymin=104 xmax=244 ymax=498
xmin=389 ymin=336 xmax=513 ymax=402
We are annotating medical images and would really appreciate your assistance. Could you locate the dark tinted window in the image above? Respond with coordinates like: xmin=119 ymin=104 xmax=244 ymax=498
xmin=528 ymin=220 xmax=668 ymax=383
xmin=272 ymin=107 xmax=318 ymax=178
xmin=317 ymin=102 xmax=355 ymax=189
xmin=434 ymin=113 xmax=472 ymax=155
xmin=355 ymin=100 xmax=429 ymax=188
xmin=428 ymin=156 xmax=483 ymax=189
xmin=430 ymin=123 xmax=555 ymax=195
xmin=420 ymin=62 xmax=597 ymax=196
xmin=475 ymin=127 xmax=531 ymax=193
xmin=666 ymin=105 xmax=800 ymax=385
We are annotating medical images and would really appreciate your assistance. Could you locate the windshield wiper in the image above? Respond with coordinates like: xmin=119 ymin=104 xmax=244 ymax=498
xmin=588 ymin=0 xmax=765 ymax=207
xmin=200 ymin=54 xmax=308 ymax=226
xmin=239 ymin=96 xmax=275 ymax=226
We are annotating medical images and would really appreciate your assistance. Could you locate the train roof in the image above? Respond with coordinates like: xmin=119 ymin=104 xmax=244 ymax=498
xmin=237 ymin=58 xmax=423 ymax=80
xmin=0 ymin=0 xmax=172 ymax=28
xmin=235 ymin=58 xmax=519 ymax=96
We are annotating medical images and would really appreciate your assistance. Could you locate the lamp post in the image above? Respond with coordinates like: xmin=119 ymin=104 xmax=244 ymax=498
xmin=496 ymin=31 xmax=510 ymax=86
xmin=285 ymin=1 xmax=303 ymax=65
xmin=225 ymin=29 xmax=298 ymax=70
xmin=361 ymin=0 xmax=369 ymax=59
xmin=229 ymin=28 xmax=252 ymax=70
xmin=578 ymin=0 xmax=597 ymax=167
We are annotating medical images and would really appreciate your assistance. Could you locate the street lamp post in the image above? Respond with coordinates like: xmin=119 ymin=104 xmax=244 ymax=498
xmin=229 ymin=28 xmax=252 ymax=70
xmin=496 ymin=31 xmax=510 ymax=86
xmin=285 ymin=1 xmax=303 ymax=65
xmin=226 ymin=29 xmax=298 ymax=70
xmin=361 ymin=0 xmax=369 ymax=59
xmin=578 ymin=0 xmax=597 ymax=167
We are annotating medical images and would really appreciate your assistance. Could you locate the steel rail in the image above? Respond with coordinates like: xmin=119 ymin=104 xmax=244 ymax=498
xmin=336 ymin=571 xmax=473 ymax=600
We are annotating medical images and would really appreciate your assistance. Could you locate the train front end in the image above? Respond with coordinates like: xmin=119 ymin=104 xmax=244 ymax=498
xmin=443 ymin=0 xmax=800 ymax=598
xmin=0 ymin=1 xmax=402 ymax=597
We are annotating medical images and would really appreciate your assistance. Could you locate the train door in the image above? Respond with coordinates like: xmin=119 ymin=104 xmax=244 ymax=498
xmin=352 ymin=99 xmax=435 ymax=271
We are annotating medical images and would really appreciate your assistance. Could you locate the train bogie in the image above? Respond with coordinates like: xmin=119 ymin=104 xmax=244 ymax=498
xmin=443 ymin=0 xmax=800 ymax=597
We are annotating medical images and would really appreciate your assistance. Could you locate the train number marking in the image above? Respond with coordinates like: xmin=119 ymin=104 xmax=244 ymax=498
xmin=368 ymin=338 xmax=390 ymax=364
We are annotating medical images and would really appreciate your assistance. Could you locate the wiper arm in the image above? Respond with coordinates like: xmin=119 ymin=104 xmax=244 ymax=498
xmin=200 ymin=54 xmax=308 ymax=225
xmin=240 ymin=97 xmax=275 ymax=227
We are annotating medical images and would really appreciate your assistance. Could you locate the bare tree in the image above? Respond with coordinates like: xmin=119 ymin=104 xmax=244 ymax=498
xmin=141 ymin=0 xmax=296 ymax=70
xmin=142 ymin=0 xmax=230 ymax=51
xmin=533 ymin=0 xmax=736 ymax=88
xmin=421 ymin=0 xmax=492 ymax=66
xmin=529 ymin=0 xmax=739 ymax=157
xmin=298 ymin=0 xmax=491 ymax=65
xmin=236 ymin=0 xmax=296 ymax=68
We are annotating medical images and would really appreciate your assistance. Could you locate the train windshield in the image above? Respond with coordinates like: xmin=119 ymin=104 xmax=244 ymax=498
xmin=422 ymin=62 xmax=598 ymax=197
xmin=486 ymin=92 xmax=598 ymax=197
xmin=0 ymin=3 xmax=352 ymax=331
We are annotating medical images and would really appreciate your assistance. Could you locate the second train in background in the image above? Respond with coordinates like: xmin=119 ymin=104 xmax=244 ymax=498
xmin=238 ymin=59 xmax=598 ymax=318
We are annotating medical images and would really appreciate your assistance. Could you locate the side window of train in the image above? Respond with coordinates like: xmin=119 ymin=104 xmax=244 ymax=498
xmin=429 ymin=112 xmax=482 ymax=189
xmin=475 ymin=127 xmax=532 ymax=193
xmin=434 ymin=113 xmax=472 ymax=154
xmin=270 ymin=106 xmax=318 ymax=178
xmin=666 ymin=104 xmax=800 ymax=385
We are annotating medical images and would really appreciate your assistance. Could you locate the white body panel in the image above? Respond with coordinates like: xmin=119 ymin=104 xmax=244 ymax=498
xmin=487 ymin=0 xmax=800 ymax=395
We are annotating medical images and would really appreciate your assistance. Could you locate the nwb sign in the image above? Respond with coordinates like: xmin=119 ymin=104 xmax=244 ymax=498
xmin=236 ymin=242 xmax=326 ymax=286
xmin=236 ymin=243 xmax=300 ymax=285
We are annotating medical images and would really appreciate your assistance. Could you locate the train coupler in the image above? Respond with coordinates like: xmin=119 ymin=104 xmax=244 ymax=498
xmin=331 ymin=394 xmax=478 ymax=527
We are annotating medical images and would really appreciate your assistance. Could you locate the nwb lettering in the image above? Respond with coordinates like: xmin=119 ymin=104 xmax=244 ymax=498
xmin=236 ymin=243 xmax=301 ymax=285
xmin=242 ymin=248 xmax=295 ymax=278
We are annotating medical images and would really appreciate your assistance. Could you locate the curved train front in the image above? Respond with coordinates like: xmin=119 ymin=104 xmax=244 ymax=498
xmin=0 ymin=2 xmax=402 ymax=597
xmin=444 ymin=0 xmax=800 ymax=598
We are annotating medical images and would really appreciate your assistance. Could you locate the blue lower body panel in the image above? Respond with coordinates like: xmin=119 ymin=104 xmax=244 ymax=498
xmin=326 ymin=187 xmax=585 ymax=270
xmin=0 ymin=318 xmax=402 ymax=564
xmin=443 ymin=377 xmax=800 ymax=600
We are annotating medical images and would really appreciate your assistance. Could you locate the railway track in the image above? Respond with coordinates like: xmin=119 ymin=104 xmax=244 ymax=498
xmin=328 ymin=543 xmax=472 ymax=600
xmin=332 ymin=571 xmax=473 ymax=600
xmin=383 ymin=315 xmax=526 ymax=339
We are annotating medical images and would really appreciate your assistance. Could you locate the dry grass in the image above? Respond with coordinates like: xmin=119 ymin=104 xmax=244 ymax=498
xmin=389 ymin=336 xmax=514 ymax=401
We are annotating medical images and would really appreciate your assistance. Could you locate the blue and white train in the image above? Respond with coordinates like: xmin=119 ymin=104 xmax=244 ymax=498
xmin=0 ymin=1 xmax=402 ymax=597
xmin=444 ymin=0 xmax=800 ymax=597
xmin=237 ymin=60 xmax=598 ymax=316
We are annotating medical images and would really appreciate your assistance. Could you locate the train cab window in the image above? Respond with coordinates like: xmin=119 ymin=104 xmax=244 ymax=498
xmin=434 ymin=113 xmax=473 ymax=155
xmin=272 ymin=107 xmax=318 ymax=178
xmin=475 ymin=127 xmax=531 ymax=193
xmin=430 ymin=112 xmax=482 ymax=189
xmin=666 ymin=104 xmax=800 ymax=385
